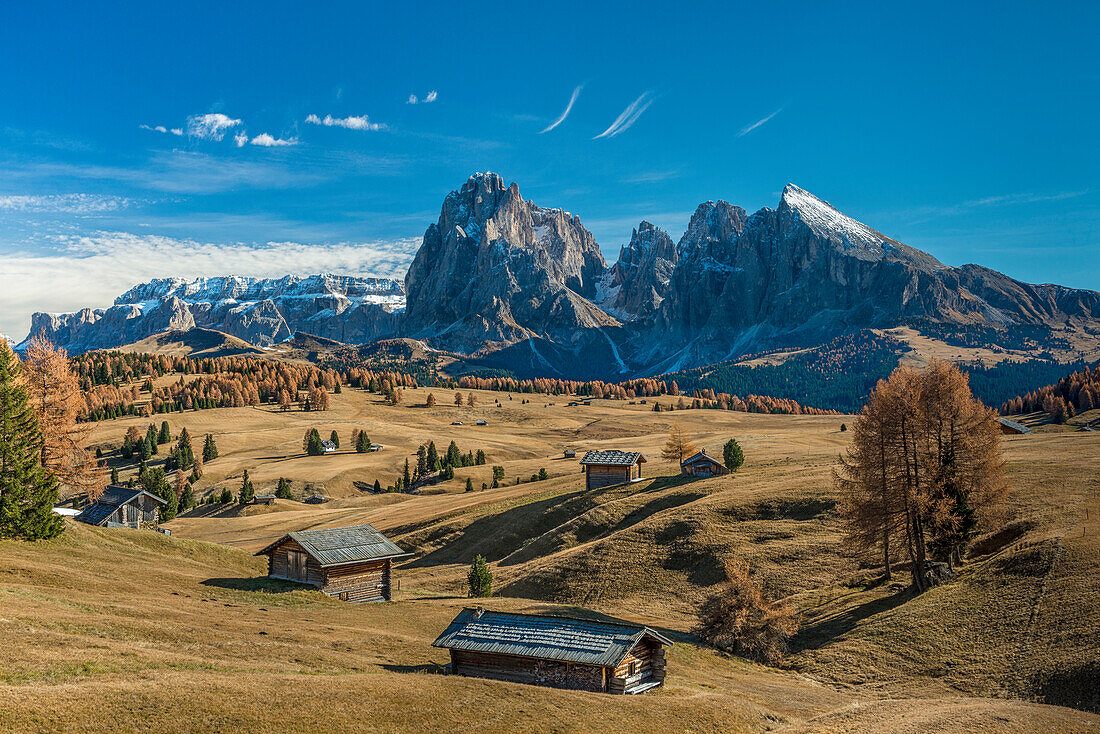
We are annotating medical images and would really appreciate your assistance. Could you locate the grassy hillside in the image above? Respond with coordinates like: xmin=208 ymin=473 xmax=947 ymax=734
xmin=10 ymin=383 xmax=1097 ymax=731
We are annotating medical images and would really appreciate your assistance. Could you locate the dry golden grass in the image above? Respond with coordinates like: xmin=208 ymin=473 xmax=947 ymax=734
xmin=4 ymin=385 xmax=1096 ymax=731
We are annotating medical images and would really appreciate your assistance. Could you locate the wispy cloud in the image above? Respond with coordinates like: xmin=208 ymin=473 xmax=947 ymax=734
xmin=185 ymin=113 xmax=242 ymax=141
xmin=539 ymin=85 xmax=583 ymax=134
xmin=0 ymin=194 xmax=134 ymax=214
xmin=407 ymin=90 xmax=438 ymax=105
xmin=883 ymin=189 xmax=1092 ymax=224
xmin=594 ymin=92 xmax=654 ymax=139
xmin=737 ymin=108 xmax=783 ymax=137
xmin=739 ymin=108 xmax=783 ymax=138
xmin=140 ymin=124 xmax=183 ymax=136
xmin=621 ymin=169 xmax=681 ymax=184
xmin=0 ymin=232 xmax=422 ymax=339
xmin=305 ymin=114 xmax=387 ymax=131
xmin=249 ymin=133 xmax=297 ymax=147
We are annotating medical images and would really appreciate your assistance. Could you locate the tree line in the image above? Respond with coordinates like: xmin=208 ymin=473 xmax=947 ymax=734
xmin=998 ymin=364 xmax=1098 ymax=423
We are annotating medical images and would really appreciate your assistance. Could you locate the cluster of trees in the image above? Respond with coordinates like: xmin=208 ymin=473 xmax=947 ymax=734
xmin=999 ymin=365 xmax=1098 ymax=423
xmin=396 ymin=440 xmax=487 ymax=491
xmin=75 ymin=352 xmax=348 ymax=421
xmin=456 ymin=373 xmax=836 ymax=416
xmin=661 ymin=425 xmax=745 ymax=472
xmin=118 ymin=423 xmax=216 ymax=484
xmin=835 ymin=361 xmax=1007 ymax=592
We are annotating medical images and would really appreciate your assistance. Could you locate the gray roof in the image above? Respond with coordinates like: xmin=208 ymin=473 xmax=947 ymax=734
xmin=433 ymin=608 xmax=672 ymax=667
xmin=997 ymin=416 xmax=1032 ymax=434
xmin=682 ymin=451 xmax=723 ymax=466
xmin=255 ymin=523 xmax=408 ymax=567
xmin=580 ymin=450 xmax=645 ymax=466
xmin=75 ymin=485 xmax=165 ymax=526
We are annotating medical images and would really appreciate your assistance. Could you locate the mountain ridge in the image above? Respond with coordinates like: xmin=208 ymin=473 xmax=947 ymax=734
xmin=20 ymin=173 xmax=1100 ymax=383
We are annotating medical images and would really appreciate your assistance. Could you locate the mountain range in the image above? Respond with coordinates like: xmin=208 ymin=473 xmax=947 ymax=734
xmin=21 ymin=172 xmax=1100 ymax=382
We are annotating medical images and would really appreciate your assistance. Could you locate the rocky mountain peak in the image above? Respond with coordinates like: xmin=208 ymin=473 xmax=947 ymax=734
xmin=599 ymin=222 xmax=678 ymax=321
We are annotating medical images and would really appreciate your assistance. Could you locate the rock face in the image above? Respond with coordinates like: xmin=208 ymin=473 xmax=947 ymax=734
xmin=23 ymin=274 xmax=403 ymax=353
xmin=21 ymin=175 xmax=1100 ymax=379
xmin=597 ymin=221 xmax=678 ymax=321
xmin=403 ymin=172 xmax=612 ymax=352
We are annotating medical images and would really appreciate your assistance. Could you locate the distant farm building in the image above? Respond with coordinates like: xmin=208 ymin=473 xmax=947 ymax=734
xmin=303 ymin=494 xmax=327 ymax=504
xmin=580 ymin=450 xmax=645 ymax=490
xmin=432 ymin=608 xmax=672 ymax=694
xmin=451 ymin=421 xmax=463 ymax=425
xmin=680 ymin=450 xmax=729 ymax=478
xmin=475 ymin=419 xmax=488 ymax=426
xmin=256 ymin=523 xmax=409 ymax=602
xmin=996 ymin=417 xmax=1032 ymax=435
xmin=253 ymin=494 xmax=276 ymax=505
xmin=74 ymin=485 xmax=166 ymax=529
xmin=563 ymin=449 xmax=576 ymax=459
xmin=321 ymin=440 xmax=338 ymax=453
xmin=369 ymin=444 xmax=384 ymax=452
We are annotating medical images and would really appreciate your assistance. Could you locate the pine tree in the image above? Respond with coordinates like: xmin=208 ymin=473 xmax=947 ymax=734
xmin=238 ymin=470 xmax=254 ymax=504
xmin=158 ymin=421 xmax=171 ymax=445
xmin=110 ymin=467 xmax=119 ymax=484
xmin=275 ymin=477 xmax=293 ymax=500
xmin=146 ymin=425 xmax=159 ymax=455
xmin=306 ymin=429 xmax=324 ymax=456
xmin=139 ymin=467 xmax=176 ymax=521
xmin=427 ymin=441 xmax=440 ymax=471
xmin=415 ymin=445 xmax=427 ymax=479
xmin=475 ymin=449 xmax=486 ymax=465
xmin=0 ymin=344 xmax=64 ymax=540
xmin=356 ymin=430 xmax=371 ymax=453
xmin=176 ymin=428 xmax=194 ymax=468
xmin=219 ymin=487 xmax=232 ymax=504
xmin=330 ymin=430 xmax=340 ymax=449
xmin=467 ymin=554 xmax=492 ymax=598
xmin=402 ymin=458 xmax=411 ymax=490
xmin=140 ymin=435 xmax=153 ymax=461
xmin=373 ymin=479 xmax=382 ymax=493
xmin=202 ymin=434 xmax=218 ymax=462
xmin=446 ymin=440 xmax=462 ymax=468
xmin=465 ymin=477 xmax=474 ymax=492
xmin=723 ymin=438 xmax=744 ymax=472
xmin=538 ymin=467 xmax=548 ymax=481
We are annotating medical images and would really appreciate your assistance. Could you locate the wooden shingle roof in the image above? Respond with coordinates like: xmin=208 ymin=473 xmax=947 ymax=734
xmin=996 ymin=416 xmax=1032 ymax=434
xmin=580 ymin=450 xmax=645 ymax=466
xmin=255 ymin=523 xmax=408 ymax=567
xmin=432 ymin=608 xmax=672 ymax=668
xmin=74 ymin=485 xmax=166 ymax=526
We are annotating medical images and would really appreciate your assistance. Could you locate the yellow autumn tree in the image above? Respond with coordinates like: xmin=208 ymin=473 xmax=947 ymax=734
xmin=661 ymin=423 xmax=698 ymax=464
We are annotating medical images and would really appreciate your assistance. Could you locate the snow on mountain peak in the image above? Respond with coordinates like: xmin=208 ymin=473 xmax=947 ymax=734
xmin=780 ymin=183 xmax=892 ymax=256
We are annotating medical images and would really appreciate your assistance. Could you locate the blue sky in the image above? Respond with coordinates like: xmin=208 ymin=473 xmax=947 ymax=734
xmin=0 ymin=1 xmax=1097 ymax=338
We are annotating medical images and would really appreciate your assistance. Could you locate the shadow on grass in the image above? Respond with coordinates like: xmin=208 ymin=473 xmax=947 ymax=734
xmin=201 ymin=577 xmax=310 ymax=594
xmin=789 ymin=587 xmax=913 ymax=653
xmin=380 ymin=662 xmax=448 ymax=675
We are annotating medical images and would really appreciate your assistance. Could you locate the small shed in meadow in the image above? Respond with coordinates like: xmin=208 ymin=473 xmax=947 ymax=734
xmin=256 ymin=523 xmax=410 ymax=602
xmin=996 ymin=417 xmax=1032 ymax=435
xmin=321 ymin=440 xmax=337 ymax=454
xmin=74 ymin=485 xmax=166 ymax=529
xmin=253 ymin=494 xmax=276 ymax=505
xmin=432 ymin=608 xmax=672 ymax=694
xmin=303 ymin=494 xmax=327 ymax=504
xmin=680 ymin=450 xmax=730 ymax=478
xmin=580 ymin=450 xmax=645 ymax=490
xmin=563 ymin=449 xmax=576 ymax=459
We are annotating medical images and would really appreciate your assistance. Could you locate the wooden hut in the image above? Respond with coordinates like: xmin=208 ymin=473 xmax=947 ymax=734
xmin=253 ymin=494 xmax=276 ymax=505
xmin=996 ymin=417 xmax=1032 ymax=435
xmin=680 ymin=450 xmax=730 ymax=478
xmin=302 ymin=494 xmax=327 ymax=504
xmin=563 ymin=449 xmax=576 ymax=459
xmin=74 ymin=485 xmax=166 ymax=529
xmin=255 ymin=524 xmax=409 ymax=602
xmin=433 ymin=608 xmax=672 ymax=694
xmin=580 ymin=450 xmax=645 ymax=490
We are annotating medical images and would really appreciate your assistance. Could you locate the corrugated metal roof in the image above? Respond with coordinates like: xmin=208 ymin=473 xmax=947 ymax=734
xmin=74 ymin=485 xmax=165 ymax=526
xmin=580 ymin=450 xmax=645 ymax=466
xmin=432 ymin=608 xmax=672 ymax=667
xmin=255 ymin=523 xmax=408 ymax=566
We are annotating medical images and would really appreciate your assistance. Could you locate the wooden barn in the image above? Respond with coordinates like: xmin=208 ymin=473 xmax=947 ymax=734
xmin=580 ymin=450 xmax=645 ymax=490
xmin=74 ymin=485 xmax=166 ymax=529
xmin=680 ymin=450 xmax=730 ymax=478
xmin=996 ymin=416 xmax=1032 ymax=435
xmin=433 ymin=608 xmax=672 ymax=694
xmin=255 ymin=524 xmax=409 ymax=602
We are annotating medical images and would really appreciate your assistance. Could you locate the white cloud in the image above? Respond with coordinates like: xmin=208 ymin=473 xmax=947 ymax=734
xmin=141 ymin=124 xmax=185 ymax=136
xmin=154 ymin=125 xmax=167 ymax=134
xmin=170 ymin=128 xmax=183 ymax=136
xmin=407 ymin=94 xmax=418 ymax=105
xmin=424 ymin=90 xmax=438 ymax=103
xmin=305 ymin=113 xmax=387 ymax=131
xmin=594 ymin=92 xmax=655 ymax=139
xmin=0 ymin=194 xmax=134 ymax=214
xmin=186 ymin=113 xmax=242 ymax=141
xmin=0 ymin=232 xmax=422 ymax=339
xmin=250 ymin=133 xmax=297 ymax=147
xmin=540 ymin=85 xmax=582 ymax=134
xmin=737 ymin=108 xmax=782 ymax=137
xmin=407 ymin=90 xmax=437 ymax=105
xmin=234 ymin=131 xmax=248 ymax=147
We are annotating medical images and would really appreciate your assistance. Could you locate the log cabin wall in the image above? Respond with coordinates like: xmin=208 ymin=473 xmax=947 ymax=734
xmin=320 ymin=559 xmax=391 ymax=602
xmin=610 ymin=639 xmax=665 ymax=694
xmin=266 ymin=539 xmax=325 ymax=587
xmin=450 ymin=650 xmax=606 ymax=692
xmin=585 ymin=464 xmax=633 ymax=490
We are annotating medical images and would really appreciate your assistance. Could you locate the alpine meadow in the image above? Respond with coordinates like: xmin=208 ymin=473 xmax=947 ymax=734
xmin=1 ymin=2 xmax=1098 ymax=733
